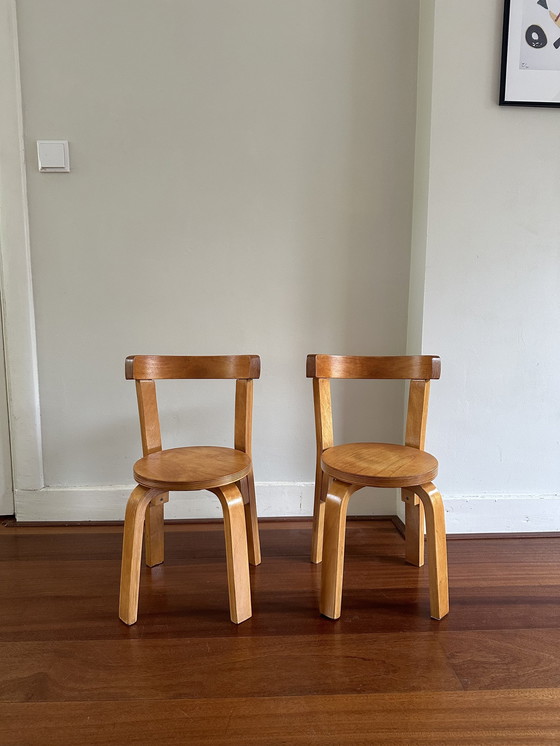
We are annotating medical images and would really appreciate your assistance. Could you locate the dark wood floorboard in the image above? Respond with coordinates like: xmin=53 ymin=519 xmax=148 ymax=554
xmin=0 ymin=519 xmax=559 ymax=743
xmin=2 ymin=690 xmax=560 ymax=745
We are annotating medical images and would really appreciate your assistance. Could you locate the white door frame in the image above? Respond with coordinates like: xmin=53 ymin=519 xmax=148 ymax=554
xmin=0 ymin=0 xmax=44 ymax=509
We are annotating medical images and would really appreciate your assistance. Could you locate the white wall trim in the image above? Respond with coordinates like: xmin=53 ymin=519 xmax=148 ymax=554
xmin=0 ymin=0 xmax=44 ymax=493
xmin=444 ymin=494 xmax=560 ymax=534
xmin=15 ymin=484 xmax=558 ymax=534
xmin=14 ymin=482 xmax=317 ymax=522
xmin=14 ymin=482 xmax=398 ymax=522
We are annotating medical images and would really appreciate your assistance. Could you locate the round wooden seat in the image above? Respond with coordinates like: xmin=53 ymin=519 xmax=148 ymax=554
xmin=133 ymin=446 xmax=252 ymax=491
xmin=321 ymin=442 xmax=438 ymax=488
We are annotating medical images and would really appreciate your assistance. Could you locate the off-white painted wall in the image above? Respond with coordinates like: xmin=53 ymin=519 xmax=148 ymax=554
xmin=413 ymin=0 xmax=560 ymax=531
xmin=15 ymin=0 xmax=419 ymax=520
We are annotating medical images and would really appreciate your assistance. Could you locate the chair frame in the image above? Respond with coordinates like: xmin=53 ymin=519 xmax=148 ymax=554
xmin=119 ymin=354 xmax=261 ymax=626
xmin=307 ymin=354 xmax=448 ymax=621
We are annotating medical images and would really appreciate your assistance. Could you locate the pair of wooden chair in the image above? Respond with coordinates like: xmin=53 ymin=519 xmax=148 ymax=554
xmin=119 ymin=354 xmax=448 ymax=627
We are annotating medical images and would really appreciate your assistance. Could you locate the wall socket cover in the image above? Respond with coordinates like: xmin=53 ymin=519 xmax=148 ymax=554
xmin=37 ymin=141 xmax=70 ymax=172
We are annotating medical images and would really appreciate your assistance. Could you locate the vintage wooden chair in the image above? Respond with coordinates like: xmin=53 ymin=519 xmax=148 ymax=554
xmin=307 ymin=354 xmax=448 ymax=621
xmin=119 ymin=354 xmax=261 ymax=626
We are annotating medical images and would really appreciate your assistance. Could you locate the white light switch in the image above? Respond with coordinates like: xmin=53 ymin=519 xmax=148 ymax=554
xmin=37 ymin=141 xmax=70 ymax=172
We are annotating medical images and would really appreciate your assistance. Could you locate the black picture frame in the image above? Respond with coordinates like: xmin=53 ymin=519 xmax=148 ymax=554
xmin=500 ymin=0 xmax=560 ymax=107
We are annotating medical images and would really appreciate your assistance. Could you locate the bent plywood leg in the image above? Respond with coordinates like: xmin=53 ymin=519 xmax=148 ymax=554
xmin=240 ymin=472 xmax=261 ymax=566
xmin=416 ymin=482 xmax=449 ymax=620
xmin=144 ymin=491 xmax=169 ymax=567
xmin=320 ymin=479 xmax=361 ymax=620
xmin=119 ymin=485 xmax=161 ymax=625
xmin=311 ymin=466 xmax=328 ymax=564
xmin=211 ymin=483 xmax=252 ymax=624
xmin=402 ymin=488 xmax=425 ymax=567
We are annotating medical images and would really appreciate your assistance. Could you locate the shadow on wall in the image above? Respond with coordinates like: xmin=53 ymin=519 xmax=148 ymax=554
xmin=296 ymin=2 xmax=419 ymax=514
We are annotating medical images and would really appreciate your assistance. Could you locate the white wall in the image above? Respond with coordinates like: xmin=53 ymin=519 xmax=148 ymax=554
xmin=14 ymin=0 xmax=419 ymax=520
xmin=414 ymin=0 xmax=560 ymax=532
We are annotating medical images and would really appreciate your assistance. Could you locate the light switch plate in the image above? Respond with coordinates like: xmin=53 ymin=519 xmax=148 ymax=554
xmin=37 ymin=141 xmax=70 ymax=172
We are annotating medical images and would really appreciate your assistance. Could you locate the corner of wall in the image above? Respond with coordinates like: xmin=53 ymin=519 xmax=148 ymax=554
xmin=406 ymin=0 xmax=436 ymax=357
xmin=399 ymin=0 xmax=436 ymax=522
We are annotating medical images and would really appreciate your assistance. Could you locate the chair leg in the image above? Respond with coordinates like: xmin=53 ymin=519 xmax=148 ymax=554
xmin=311 ymin=466 xmax=328 ymax=564
xmin=402 ymin=488 xmax=425 ymax=567
xmin=144 ymin=491 xmax=169 ymax=567
xmin=320 ymin=478 xmax=361 ymax=620
xmin=211 ymin=483 xmax=252 ymax=624
xmin=119 ymin=485 xmax=161 ymax=625
xmin=416 ymin=482 xmax=449 ymax=620
xmin=240 ymin=472 xmax=261 ymax=566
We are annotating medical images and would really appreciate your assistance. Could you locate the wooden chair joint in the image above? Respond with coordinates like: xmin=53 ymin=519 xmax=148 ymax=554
xmin=150 ymin=493 xmax=169 ymax=506
xmin=401 ymin=490 xmax=420 ymax=506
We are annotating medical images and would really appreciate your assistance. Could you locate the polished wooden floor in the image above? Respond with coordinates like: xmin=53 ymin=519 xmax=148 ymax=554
xmin=1 ymin=518 xmax=559 ymax=744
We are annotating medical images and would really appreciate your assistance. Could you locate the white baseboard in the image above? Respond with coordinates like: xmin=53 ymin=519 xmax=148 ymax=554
xmin=14 ymin=486 xmax=559 ymax=533
xmin=444 ymin=494 xmax=560 ymax=533
xmin=14 ymin=484 xmax=311 ymax=522
xmin=13 ymin=483 xmax=396 ymax=522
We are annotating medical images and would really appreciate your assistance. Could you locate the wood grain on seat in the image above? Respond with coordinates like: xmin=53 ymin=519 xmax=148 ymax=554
xmin=133 ymin=447 xmax=252 ymax=491
xmin=321 ymin=443 xmax=438 ymax=488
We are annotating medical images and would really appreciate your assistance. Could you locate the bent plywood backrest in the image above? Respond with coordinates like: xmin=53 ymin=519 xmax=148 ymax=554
xmin=125 ymin=355 xmax=261 ymax=457
xmin=126 ymin=355 xmax=261 ymax=381
xmin=306 ymin=354 xmax=440 ymax=381
xmin=306 ymin=354 xmax=441 ymax=452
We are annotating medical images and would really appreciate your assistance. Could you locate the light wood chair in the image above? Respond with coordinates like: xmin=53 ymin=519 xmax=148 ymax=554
xmin=307 ymin=354 xmax=448 ymax=621
xmin=119 ymin=354 xmax=261 ymax=626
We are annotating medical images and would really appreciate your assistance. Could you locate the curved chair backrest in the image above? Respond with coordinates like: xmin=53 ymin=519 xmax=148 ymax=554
xmin=306 ymin=354 xmax=441 ymax=451
xmin=126 ymin=355 xmax=261 ymax=381
xmin=306 ymin=354 xmax=440 ymax=381
xmin=126 ymin=355 xmax=261 ymax=457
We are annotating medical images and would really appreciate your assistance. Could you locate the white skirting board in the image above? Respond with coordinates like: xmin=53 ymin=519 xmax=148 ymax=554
xmin=13 ymin=483 xmax=397 ymax=522
xmin=396 ymin=494 xmax=560 ymax=533
xmin=13 ymin=487 xmax=560 ymax=532
xmin=443 ymin=494 xmax=560 ymax=534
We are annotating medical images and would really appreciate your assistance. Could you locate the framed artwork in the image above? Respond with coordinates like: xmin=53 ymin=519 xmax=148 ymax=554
xmin=500 ymin=0 xmax=560 ymax=106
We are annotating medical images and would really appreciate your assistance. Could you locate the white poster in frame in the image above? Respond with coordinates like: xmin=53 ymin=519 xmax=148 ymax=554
xmin=500 ymin=0 xmax=560 ymax=106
